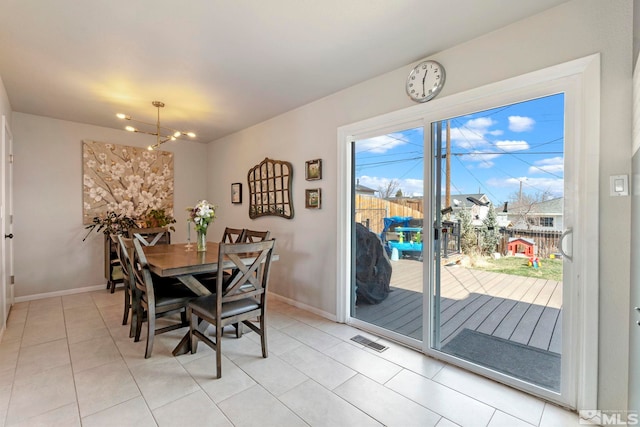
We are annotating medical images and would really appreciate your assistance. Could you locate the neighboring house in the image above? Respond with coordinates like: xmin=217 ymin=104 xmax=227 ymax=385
xmin=508 ymin=197 xmax=564 ymax=231
xmin=450 ymin=193 xmax=491 ymax=227
xmin=355 ymin=181 xmax=376 ymax=196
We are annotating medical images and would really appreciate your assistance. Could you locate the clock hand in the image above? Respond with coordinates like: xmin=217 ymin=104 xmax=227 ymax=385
xmin=422 ymin=69 xmax=428 ymax=97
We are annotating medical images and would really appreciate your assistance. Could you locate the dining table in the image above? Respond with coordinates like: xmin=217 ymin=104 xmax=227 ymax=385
xmin=142 ymin=240 xmax=278 ymax=355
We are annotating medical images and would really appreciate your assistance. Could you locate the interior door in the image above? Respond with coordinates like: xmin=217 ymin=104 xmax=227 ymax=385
xmin=2 ymin=115 xmax=13 ymax=323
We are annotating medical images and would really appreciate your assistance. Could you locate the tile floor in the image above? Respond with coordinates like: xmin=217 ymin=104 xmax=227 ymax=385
xmin=0 ymin=289 xmax=583 ymax=427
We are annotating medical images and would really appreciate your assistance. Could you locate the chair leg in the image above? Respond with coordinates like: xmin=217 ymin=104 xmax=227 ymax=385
xmin=134 ymin=305 xmax=143 ymax=342
xmin=234 ymin=322 xmax=243 ymax=338
xmin=259 ymin=316 xmax=268 ymax=358
xmin=216 ymin=320 xmax=223 ymax=379
xmin=122 ymin=289 xmax=130 ymax=326
xmin=188 ymin=308 xmax=198 ymax=354
xmin=145 ymin=307 xmax=155 ymax=359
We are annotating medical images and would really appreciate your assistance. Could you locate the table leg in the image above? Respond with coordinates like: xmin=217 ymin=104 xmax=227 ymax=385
xmin=172 ymin=274 xmax=211 ymax=356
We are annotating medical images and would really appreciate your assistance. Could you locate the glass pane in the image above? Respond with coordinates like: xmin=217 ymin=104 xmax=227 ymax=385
xmin=431 ymin=94 xmax=565 ymax=392
xmin=351 ymin=126 xmax=424 ymax=341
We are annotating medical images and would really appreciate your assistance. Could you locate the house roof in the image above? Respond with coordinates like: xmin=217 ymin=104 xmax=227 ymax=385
xmin=529 ymin=197 xmax=564 ymax=215
xmin=450 ymin=194 xmax=491 ymax=209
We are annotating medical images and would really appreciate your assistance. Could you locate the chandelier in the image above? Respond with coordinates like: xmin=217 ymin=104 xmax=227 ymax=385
xmin=116 ymin=101 xmax=196 ymax=150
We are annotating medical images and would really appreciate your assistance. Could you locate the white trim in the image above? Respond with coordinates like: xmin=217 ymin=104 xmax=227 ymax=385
xmin=13 ymin=284 xmax=106 ymax=303
xmin=268 ymin=291 xmax=337 ymax=322
xmin=337 ymin=54 xmax=600 ymax=410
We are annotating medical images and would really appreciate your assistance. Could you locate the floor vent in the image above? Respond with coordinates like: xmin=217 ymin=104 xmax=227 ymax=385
xmin=350 ymin=335 xmax=388 ymax=352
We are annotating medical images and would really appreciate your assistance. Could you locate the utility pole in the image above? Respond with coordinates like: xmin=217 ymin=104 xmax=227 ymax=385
xmin=519 ymin=180 xmax=523 ymax=203
xmin=445 ymin=120 xmax=451 ymax=209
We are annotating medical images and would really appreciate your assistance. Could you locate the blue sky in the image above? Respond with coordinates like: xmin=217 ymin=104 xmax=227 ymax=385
xmin=355 ymin=93 xmax=565 ymax=205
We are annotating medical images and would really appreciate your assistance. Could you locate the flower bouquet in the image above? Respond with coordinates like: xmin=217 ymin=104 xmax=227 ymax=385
xmin=187 ymin=200 xmax=216 ymax=251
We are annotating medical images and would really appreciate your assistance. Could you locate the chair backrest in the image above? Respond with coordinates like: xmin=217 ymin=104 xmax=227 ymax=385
xmin=221 ymin=227 xmax=245 ymax=243
xmin=116 ymin=235 xmax=135 ymax=288
xmin=216 ymin=239 xmax=276 ymax=304
xmin=242 ymin=229 xmax=270 ymax=243
xmin=132 ymin=238 xmax=157 ymax=307
xmin=130 ymin=227 xmax=171 ymax=246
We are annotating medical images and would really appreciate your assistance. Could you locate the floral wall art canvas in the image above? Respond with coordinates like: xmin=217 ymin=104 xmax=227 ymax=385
xmin=82 ymin=140 xmax=174 ymax=224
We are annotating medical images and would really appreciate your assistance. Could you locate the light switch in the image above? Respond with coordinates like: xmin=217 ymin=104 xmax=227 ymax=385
xmin=610 ymin=174 xmax=629 ymax=196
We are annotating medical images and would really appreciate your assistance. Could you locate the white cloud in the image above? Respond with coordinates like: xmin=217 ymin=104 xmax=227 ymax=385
xmin=508 ymin=116 xmax=535 ymax=132
xmin=355 ymin=133 xmax=408 ymax=154
xmin=528 ymin=156 xmax=564 ymax=175
xmin=495 ymin=140 xmax=530 ymax=152
xmin=486 ymin=176 xmax=564 ymax=198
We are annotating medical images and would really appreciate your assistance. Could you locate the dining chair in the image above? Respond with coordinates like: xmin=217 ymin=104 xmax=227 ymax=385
xmin=222 ymin=227 xmax=245 ymax=243
xmin=187 ymin=239 xmax=276 ymax=378
xmin=194 ymin=227 xmax=246 ymax=289
xmin=107 ymin=234 xmax=125 ymax=293
xmin=131 ymin=238 xmax=197 ymax=358
xmin=130 ymin=226 xmax=171 ymax=247
xmin=116 ymin=235 xmax=137 ymax=337
xmin=242 ymin=229 xmax=270 ymax=243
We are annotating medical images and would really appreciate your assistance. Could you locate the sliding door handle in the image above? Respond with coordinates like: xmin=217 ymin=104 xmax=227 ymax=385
xmin=558 ymin=227 xmax=573 ymax=262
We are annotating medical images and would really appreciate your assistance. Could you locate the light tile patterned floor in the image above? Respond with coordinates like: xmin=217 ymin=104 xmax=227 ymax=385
xmin=0 ymin=289 xmax=582 ymax=427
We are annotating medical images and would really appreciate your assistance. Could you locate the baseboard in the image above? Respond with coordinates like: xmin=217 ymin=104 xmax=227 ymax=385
xmin=14 ymin=284 xmax=107 ymax=303
xmin=268 ymin=291 xmax=337 ymax=322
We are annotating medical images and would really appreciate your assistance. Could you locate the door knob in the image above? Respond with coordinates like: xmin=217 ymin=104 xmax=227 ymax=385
xmin=4 ymin=233 xmax=13 ymax=239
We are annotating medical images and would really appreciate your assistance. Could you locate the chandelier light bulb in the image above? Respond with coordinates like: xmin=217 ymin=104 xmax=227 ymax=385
xmin=116 ymin=101 xmax=195 ymax=148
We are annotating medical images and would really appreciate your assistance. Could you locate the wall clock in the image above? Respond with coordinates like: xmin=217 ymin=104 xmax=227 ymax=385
xmin=406 ymin=60 xmax=446 ymax=103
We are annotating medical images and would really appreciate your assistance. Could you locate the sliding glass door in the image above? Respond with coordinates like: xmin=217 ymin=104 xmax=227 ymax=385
xmin=430 ymin=94 xmax=567 ymax=394
xmin=349 ymin=124 xmax=425 ymax=344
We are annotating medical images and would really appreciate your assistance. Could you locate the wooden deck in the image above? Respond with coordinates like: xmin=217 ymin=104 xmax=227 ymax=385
xmin=354 ymin=259 xmax=562 ymax=354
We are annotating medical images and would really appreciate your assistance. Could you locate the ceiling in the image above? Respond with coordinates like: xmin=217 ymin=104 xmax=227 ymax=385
xmin=0 ymin=0 xmax=571 ymax=144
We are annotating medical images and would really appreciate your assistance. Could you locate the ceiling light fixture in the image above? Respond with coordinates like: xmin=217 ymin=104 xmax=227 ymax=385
xmin=116 ymin=101 xmax=196 ymax=151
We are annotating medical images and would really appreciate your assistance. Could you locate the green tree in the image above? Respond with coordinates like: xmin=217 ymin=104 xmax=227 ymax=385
xmin=481 ymin=203 xmax=500 ymax=255
xmin=458 ymin=208 xmax=477 ymax=255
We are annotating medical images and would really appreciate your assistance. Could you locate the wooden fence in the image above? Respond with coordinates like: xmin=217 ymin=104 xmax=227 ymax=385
xmin=355 ymin=195 xmax=423 ymax=235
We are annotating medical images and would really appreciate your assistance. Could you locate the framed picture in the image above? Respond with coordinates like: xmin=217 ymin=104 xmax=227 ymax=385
xmin=231 ymin=182 xmax=242 ymax=204
xmin=305 ymin=188 xmax=321 ymax=209
xmin=305 ymin=158 xmax=322 ymax=181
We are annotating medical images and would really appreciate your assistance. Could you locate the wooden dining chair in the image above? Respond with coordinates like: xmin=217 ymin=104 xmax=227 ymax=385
xmin=242 ymin=229 xmax=270 ymax=243
xmin=195 ymin=227 xmax=246 ymax=288
xmin=222 ymin=227 xmax=245 ymax=243
xmin=130 ymin=226 xmax=171 ymax=247
xmin=116 ymin=235 xmax=138 ymax=337
xmin=131 ymin=238 xmax=197 ymax=358
xmin=107 ymin=234 xmax=125 ymax=293
xmin=187 ymin=239 xmax=276 ymax=378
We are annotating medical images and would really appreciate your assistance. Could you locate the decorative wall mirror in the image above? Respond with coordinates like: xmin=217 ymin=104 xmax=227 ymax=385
xmin=248 ymin=157 xmax=294 ymax=219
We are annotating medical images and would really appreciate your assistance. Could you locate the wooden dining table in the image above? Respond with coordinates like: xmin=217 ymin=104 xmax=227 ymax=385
xmin=143 ymin=241 xmax=278 ymax=355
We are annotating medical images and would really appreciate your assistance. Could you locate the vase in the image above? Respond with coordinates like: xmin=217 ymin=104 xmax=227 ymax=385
xmin=196 ymin=227 xmax=207 ymax=252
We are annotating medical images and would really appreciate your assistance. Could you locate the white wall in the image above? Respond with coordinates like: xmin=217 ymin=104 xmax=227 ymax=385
xmin=206 ymin=0 xmax=632 ymax=411
xmin=11 ymin=113 xmax=209 ymax=298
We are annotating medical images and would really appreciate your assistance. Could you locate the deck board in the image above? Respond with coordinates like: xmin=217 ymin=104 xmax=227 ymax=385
xmin=355 ymin=258 xmax=564 ymax=357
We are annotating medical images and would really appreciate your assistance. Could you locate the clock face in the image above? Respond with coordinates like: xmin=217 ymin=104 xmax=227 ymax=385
xmin=406 ymin=60 xmax=445 ymax=103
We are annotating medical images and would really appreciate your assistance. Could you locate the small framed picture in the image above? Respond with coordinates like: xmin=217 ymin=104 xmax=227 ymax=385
xmin=231 ymin=183 xmax=242 ymax=204
xmin=305 ymin=188 xmax=321 ymax=209
xmin=305 ymin=159 xmax=322 ymax=181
